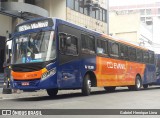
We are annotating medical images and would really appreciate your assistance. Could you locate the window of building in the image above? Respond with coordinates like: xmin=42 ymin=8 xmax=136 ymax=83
xmin=99 ymin=9 xmax=103 ymax=21
xmin=146 ymin=9 xmax=152 ymax=15
xmin=96 ymin=10 xmax=100 ymax=20
xmin=79 ymin=6 xmax=84 ymax=13
xmin=149 ymin=52 xmax=154 ymax=64
xmin=66 ymin=0 xmax=107 ymax=23
xmin=120 ymin=44 xmax=128 ymax=59
xmin=97 ymin=39 xmax=108 ymax=55
xmin=92 ymin=10 xmax=96 ymax=18
xmin=59 ymin=33 xmax=78 ymax=55
xmin=143 ymin=51 xmax=149 ymax=63
xmin=146 ymin=17 xmax=152 ymax=20
xmin=140 ymin=17 xmax=145 ymax=22
xmin=103 ymin=9 xmax=107 ymax=22
xmin=136 ymin=50 xmax=143 ymax=62
xmin=110 ymin=42 xmax=119 ymax=57
xmin=128 ymin=47 xmax=136 ymax=61
xmin=81 ymin=34 xmax=95 ymax=54
xmin=75 ymin=0 xmax=79 ymax=11
xmin=84 ymin=8 xmax=89 ymax=15
xmin=140 ymin=9 xmax=145 ymax=15
xmin=67 ymin=0 xmax=74 ymax=9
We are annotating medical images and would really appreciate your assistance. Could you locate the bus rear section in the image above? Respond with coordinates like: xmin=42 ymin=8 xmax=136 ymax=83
xmin=94 ymin=49 xmax=156 ymax=91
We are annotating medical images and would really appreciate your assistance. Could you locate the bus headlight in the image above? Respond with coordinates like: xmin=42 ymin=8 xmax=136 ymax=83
xmin=41 ymin=68 xmax=56 ymax=80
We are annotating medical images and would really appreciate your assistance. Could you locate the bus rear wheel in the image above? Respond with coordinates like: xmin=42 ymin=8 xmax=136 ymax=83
xmin=104 ymin=87 xmax=116 ymax=92
xmin=47 ymin=88 xmax=58 ymax=97
xmin=128 ymin=75 xmax=142 ymax=91
xmin=81 ymin=74 xmax=91 ymax=96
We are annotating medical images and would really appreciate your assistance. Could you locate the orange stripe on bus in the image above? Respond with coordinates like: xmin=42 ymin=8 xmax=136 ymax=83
xmin=12 ymin=68 xmax=48 ymax=80
xmin=94 ymin=56 xmax=145 ymax=87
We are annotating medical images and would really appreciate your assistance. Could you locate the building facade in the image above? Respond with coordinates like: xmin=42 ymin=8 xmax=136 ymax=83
xmin=0 ymin=0 xmax=108 ymax=36
xmin=109 ymin=12 xmax=141 ymax=44
xmin=110 ymin=3 xmax=160 ymax=49
xmin=110 ymin=3 xmax=160 ymax=25
xmin=0 ymin=0 xmax=108 ymax=72
xmin=28 ymin=0 xmax=108 ymax=33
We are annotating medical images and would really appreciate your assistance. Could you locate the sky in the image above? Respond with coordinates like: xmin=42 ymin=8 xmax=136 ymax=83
xmin=109 ymin=0 xmax=160 ymax=6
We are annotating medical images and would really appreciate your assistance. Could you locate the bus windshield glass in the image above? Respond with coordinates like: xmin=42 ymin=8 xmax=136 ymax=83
xmin=12 ymin=31 xmax=56 ymax=64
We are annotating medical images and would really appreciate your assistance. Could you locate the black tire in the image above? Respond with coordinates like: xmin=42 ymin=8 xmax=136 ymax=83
xmin=47 ymin=88 xmax=58 ymax=97
xmin=128 ymin=75 xmax=142 ymax=91
xmin=81 ymin=74 xmax=91 ymax=96
xmin=143 ymin=84 xmax=148 ymax=89
xmin=104 ymin=87 xmax=116 ymax=92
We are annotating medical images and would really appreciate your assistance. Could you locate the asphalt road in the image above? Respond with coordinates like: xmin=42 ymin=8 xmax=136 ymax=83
xmin=1 ymin=86 xmax=160 ymax=118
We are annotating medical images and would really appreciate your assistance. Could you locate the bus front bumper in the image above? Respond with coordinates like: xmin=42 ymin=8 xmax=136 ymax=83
xmin=11 ymin=75 xmax=58 ymax=90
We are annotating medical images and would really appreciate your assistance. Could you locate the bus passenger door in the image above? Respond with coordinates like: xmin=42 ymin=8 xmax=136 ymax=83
xmin=58 ymin=33 xmax=81 ymax=88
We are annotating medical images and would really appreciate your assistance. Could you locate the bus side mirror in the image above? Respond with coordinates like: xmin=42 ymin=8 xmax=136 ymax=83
xmin=66 ymin=36 xmax=71 ymax=46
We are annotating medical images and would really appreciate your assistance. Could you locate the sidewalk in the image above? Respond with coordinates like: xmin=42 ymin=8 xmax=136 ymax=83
xmin=0 ymin=89 xmax=48 ymax=100
xmin=0 ymin=89 xmax=83 ymax=100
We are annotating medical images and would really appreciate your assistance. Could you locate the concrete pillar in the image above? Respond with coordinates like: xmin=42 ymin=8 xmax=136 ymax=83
xmin=42 ymin=0 xmax=66 ymax=20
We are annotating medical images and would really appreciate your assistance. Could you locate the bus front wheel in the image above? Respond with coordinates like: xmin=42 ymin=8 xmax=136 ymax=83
xmin=46 ymin=88 xmax=58 ymax=97
xmin=82 ymin=74 xmax=91 ymax=96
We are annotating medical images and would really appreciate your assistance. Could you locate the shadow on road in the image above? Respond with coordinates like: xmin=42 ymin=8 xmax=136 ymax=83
xmin=12 ymin=86 xmax=160 ymax=102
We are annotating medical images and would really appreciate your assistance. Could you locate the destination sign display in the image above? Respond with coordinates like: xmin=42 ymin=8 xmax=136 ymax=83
xmin=17 ymin=19 xmax=53 ymax=32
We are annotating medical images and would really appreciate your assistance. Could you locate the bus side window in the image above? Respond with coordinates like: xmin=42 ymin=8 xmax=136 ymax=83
xmin=81 ymin=34 xmax=95 ymax=54
xmin=143 ymin=51 xmax=149 ymax=63
xmin=59 ymin=32 xmax=78 ymax=55
xmin=65 ymin=35 xmax=78 ymax=55
xmin=59 ymin=32 xmax=67 ymax=53
xmin=128 ymin=47 xmax=136 ymax=61
xmin=149 ymin=52 xmax=154 ymax=64
xmin=109 ymin=41 xmax=119 ymax=57
xmin=136 ymin=50 xmax=143 ymax=62
xmin=97 ymin=39 xmax=108 ymax=56
xmin=120 ymin=44 xmax=128 ymax=60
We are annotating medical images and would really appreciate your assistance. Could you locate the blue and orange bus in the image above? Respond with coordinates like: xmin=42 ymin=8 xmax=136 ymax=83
xmin=10 ymin=18 xmax=156 ymax=97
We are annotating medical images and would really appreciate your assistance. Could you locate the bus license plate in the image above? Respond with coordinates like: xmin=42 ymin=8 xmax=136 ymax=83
xmin=21 ymin=82 xmax=29 ymax=86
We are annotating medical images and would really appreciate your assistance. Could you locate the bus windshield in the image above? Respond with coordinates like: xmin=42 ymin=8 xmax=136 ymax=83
xmin=12 ymin=31 xmax=56 ymax=64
